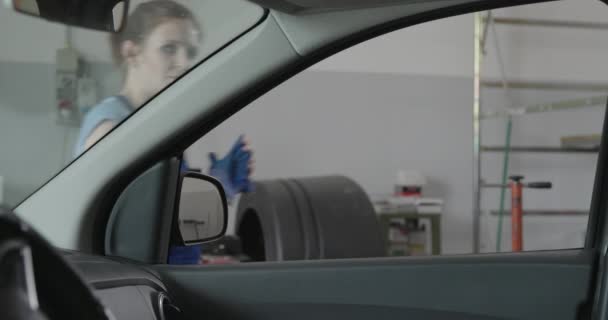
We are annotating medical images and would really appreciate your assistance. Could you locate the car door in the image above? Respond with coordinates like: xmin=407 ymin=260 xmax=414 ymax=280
xmin=148 ymin=1 xmax=608 ymax=320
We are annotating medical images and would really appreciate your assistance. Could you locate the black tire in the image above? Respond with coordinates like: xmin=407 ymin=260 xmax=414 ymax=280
xmin=236 ymin=176 xmax=386 ymax=261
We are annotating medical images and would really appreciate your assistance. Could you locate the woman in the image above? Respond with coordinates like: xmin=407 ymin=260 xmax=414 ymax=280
xmin=75 ymin=0 xmax=253 ymax=264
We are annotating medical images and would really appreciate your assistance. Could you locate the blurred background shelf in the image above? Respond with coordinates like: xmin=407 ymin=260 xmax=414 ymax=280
xmin=489 ymin=210 xmax=588 ymax=216
xmin=481 ymin=146 xmax=600 ymax=153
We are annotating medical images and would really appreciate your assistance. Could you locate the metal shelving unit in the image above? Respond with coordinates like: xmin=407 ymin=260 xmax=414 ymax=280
xmin=472 ymin=12 xmax=606 ymax=253
xmin=481 ymin=146 xmax=599 ymax=153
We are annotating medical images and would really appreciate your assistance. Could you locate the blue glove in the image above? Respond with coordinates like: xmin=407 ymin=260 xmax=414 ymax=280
xmin=167 ymin=245 xmax=201 ymax=265
xmin=209 ymin=135 xmax=253 ymax=199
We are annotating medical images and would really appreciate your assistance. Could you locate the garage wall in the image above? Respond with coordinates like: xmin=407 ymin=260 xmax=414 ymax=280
xmin=188 ymin=71 xmax=475 ymax=254
xmin=0 ymin=62 xmax=120 ymax=206
xmin=482 ymin=0 xmax=608 ymax=83
xmin=310 ymin=14 xmax=473 ymax=78
xmin=189 ymin=76 xmax=603 ymax=255
xmin=309 ymin=0 xmax=608 ymax=82
xmin=188 ymin=0 xmax=607 ymax=254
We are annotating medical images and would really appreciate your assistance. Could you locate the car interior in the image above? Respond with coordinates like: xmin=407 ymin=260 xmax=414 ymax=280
xmin=2 ymin=0 xmax=608 ymax=319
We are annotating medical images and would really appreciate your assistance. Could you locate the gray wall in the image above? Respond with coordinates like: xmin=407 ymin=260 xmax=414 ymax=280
xmin=189 ymin=71 xmax=475 ymax=254
xmin=188 ymin=70 xmax=603 ymax=254
xmin=0 ymin=62 xmax=67 ymax=205
xmin=0 ymin=61 xmax=119 ymax=206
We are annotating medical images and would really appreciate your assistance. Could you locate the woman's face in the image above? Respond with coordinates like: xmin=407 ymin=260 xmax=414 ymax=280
xmin=129 ymin=19 xmax=200 ymax=99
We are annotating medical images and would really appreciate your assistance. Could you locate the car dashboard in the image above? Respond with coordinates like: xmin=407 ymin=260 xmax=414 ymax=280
xmin=63 ymin=251 xmax=177 ymax=320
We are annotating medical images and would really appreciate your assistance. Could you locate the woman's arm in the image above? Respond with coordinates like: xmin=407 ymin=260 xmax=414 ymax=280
xmin=84 ymin=121 xmax=116 ymax=151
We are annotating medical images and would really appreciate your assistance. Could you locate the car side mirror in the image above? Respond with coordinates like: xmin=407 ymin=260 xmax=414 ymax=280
xmin=6 ymin=0 xmax=129 ymax=32
xmin=175 ymin=172 xmax=228 ymax=245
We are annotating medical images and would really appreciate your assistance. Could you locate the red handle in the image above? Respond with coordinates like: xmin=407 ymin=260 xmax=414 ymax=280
xmin=511 ymin=181 xmax=523 ymax=252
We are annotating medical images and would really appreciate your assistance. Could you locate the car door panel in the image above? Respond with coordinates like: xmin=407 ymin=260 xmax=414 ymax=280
xmin=155 ymin=250 xmax=591 ymax=320
xmin=225 ymin=303 xmax=508 ymax=320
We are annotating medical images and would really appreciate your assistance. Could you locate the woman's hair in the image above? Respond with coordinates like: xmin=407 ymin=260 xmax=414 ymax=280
xmin=110 ymin=0 xmax=201 ymax=65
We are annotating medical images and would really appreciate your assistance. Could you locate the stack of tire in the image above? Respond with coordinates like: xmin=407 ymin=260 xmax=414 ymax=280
xmin=235 ymin=175 xmax=386 ymax=262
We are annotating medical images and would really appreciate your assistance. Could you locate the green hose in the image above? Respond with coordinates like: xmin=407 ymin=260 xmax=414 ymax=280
xmin=496 ymin=116 xmax=512 ymax=252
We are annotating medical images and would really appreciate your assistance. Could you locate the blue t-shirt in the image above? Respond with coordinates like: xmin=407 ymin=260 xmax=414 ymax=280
xmin=75 ymin=96 xmax=202 ymax=264
xmin=74 ymin=96 xmax=133 ymax=158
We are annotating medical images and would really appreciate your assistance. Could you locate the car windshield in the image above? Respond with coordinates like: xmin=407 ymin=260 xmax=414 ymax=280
xmin=0 ymin=0 xmax=262 ymax=208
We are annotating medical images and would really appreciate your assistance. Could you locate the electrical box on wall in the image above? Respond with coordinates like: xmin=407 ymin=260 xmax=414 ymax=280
xmin=55 ymin=48 xmax=97 ymax=125
xmin=77 ymin=76 xmax=98 ymax=113
xmin=56 ymin=48 xmax=79 ymax=125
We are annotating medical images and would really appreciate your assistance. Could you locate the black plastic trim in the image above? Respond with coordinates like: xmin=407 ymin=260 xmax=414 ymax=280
xmin=586 ymin=99 xmax=608 ymax=249
xmin=90 ymin=278 xmax=166 ymax=291
xmin=154 ymin=248 xmax=593 ymax=273
xmin=64 ymin=251 xmax=167 ymax=291
xmin=586 ymin=99 xmax=608 ymax=320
